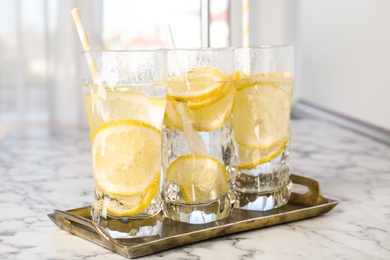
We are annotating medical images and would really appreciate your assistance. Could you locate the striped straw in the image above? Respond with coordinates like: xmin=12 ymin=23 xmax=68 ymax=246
xmin=242 ymin=0 xmax=250 ymax=47
xmin=242 ymin=0 xmax=251 ymax=75
xmin=71 ymin=8 xmax=106 ymax=99
xmin=71 ymin=8 xmax=91 ymax=50
xmin=163 ymin=24 xmax=208 ymax=155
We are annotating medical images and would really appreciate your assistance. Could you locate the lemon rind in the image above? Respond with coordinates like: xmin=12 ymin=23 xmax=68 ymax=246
xmin=166 ymin=154 xmax=228 ymax=204
xmin=92 ymin=119 xmax=161 ymax=197
xmin=233 ymin=81 xmax=291 ymax=148
xmin=235 ymin=138 xmax=288 ymax=169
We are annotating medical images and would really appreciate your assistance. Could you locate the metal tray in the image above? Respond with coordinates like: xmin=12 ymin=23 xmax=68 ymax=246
xmin=48 ymin=174 xmax=338 ymax=259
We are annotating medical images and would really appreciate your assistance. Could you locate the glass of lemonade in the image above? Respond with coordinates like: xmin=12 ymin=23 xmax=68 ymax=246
xmin=82 ymin=50 xmax=167 ymax=239
xmin=162 ymin=48 xmax=236 ymax=224
xmin=233 ymin=46 xmax=294 ymax=211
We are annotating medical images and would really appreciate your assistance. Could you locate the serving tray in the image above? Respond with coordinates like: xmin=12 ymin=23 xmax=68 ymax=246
xmin=48 ymin=174 xmax=338 ymax=259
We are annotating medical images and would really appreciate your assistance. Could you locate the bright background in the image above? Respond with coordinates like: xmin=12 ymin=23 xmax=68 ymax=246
xmin=0 ymin=0 xmax=389 ymax=139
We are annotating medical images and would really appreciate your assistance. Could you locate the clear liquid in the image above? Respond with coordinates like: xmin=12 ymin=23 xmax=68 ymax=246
xmin=233 ymin=75 xmax=294 ymax=211
xmin=83 ymin=84 xmax=166 ymax=136
xmin=233 ymin=139 xmax=293 ymax=211
xmin=91 ymin=190 xmax=163 ymax=239
xmin=83 ymin=84 xmax=166 ymax=238
xmin=162 ymin=118 xmax=236 ymax=224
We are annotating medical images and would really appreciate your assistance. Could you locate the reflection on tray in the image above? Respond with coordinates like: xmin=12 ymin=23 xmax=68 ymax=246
xmin=48 ymin=174 xmax=338 ymax=259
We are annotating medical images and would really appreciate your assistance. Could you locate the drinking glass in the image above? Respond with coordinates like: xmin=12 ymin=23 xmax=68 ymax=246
xmin=162 ymin=48 xmax=236 ymax=224
xmin=233 ymin=46 xmax=294 ymax=211
xmin=82 ymin=50 xmax=167 ymax=239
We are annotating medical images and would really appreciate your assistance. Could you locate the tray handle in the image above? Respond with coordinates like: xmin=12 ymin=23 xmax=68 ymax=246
xmin=54 ymin=209 xmax=100 ymax=237
xmin=290 ymin=174 xmax=328 ymax=206
xmin=52 ymin=209 xmax=129 ymax=256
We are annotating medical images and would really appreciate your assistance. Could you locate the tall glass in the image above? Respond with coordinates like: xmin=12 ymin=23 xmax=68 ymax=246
xmin=82 ymin=50 xmax=167 ymax=239
xmin=162 ymin=48 xmax=236 ymax=224
xmin=233 ymin=46 xmax=294 ymax=211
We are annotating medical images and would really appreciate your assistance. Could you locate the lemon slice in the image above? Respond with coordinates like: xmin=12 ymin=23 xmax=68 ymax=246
xmin=166 ymin=155 xmax=228 ymax=203
xmin=168 ymin=67 xmax=226 ymax=102
xmin=92 ymin=119 xmax=161 ymax=216
xmin=95 ymin=189 xmax=158 ymax=217
xmin=164 ymin=99 xmax=182 ymax=130
xmin=235 ymin=138 xmax=287 ymax=169
xmin=165 ymin=82 xmax=235 ymax=132
xmin=84 ymin=90 xmax=166 ymax=136
xmin=233 ymin=82 xmax=291 ymax=148
xmin=189 ymin=82 xmax=235 ymax=131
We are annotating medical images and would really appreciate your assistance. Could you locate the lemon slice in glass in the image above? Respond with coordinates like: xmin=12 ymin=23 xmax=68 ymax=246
xmin=235 ymin=138 xmax=288 ymax=169
xmin=166 ymin=155 xmax=228 ymax=203
xmin=92 ymin=119 xmax=161 ymax=216
xmin=84 ymin=90 xmax=166 ymax=136
xmin=233 ymin=82 xmax=291 ymax=148
xmin=165 ymin=67 xmax=235 ymax=132
xmin=165 ymin=83 xmax=235 ymax=132
xmin=95 ymin=189 xmax=158 ymax=217
xmin=168 ymin=67 xmax=226 ymax=102
xmin=188 ymin=82 xmax=235 ymax=131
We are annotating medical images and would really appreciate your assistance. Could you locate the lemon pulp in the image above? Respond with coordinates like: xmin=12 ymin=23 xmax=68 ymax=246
xmin=233 ymin=73 xmax=293 ymax=167
xmin=165 ymin=67 xmax=235 ymax=132
xmin=165 ymin=155 xmax=229 ymax=203
xmin=92 ymin=119 xmax=161 ymax=217
xmin=84 ymin=90 xmax=166 ymax=136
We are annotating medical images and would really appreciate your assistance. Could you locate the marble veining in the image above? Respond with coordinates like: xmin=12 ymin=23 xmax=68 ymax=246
xmin=0 ymin=118 xmax=390 ymax=259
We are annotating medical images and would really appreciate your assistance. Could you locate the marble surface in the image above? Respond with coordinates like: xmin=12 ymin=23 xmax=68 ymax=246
xmin=0 ymin=117 xmax=389 ymax=259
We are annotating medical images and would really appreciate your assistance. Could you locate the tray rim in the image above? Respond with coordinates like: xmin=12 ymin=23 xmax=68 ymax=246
xmin=48 ymin=174 xmax=339 ymax=259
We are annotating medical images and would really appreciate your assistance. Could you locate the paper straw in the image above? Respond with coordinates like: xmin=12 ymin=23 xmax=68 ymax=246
xmin=163 ymin=25 xmax=176 ymax=49
xmin=242 ymin=0 xmax=251 ymax=75
xmin=71 ymin=8 xmax=91 ymax=50
xmin=163 ymin=24 xmax=182 ymax=75
xmin=242 ymin=0 xmax=250 ymax=47
xmin=71 ymin=8 xmax=106 ymax=100
xmin=163 ymin=25 xmax=207 ymax=156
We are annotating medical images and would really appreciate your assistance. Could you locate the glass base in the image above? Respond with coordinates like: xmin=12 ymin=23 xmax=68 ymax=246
xmin=163 ymin=193 xmax=235 ymax=224
xmin=233 ymin=143 xmax=293 ymax=212
xmin=91 ymin=209 xmax=163 ymax=240
xmin=234 ymin=180 xmax=293 ymax=211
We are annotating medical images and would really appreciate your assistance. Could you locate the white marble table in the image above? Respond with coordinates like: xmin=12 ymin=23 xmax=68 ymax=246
xmin=0 ymin=117 xmax=389 ymax=259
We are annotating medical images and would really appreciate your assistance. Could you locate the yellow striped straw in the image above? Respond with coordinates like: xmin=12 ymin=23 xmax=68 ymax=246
xmin=242 ymin=0 xmax=250 ymax=47
xmin=71 ymin=8 xmax=106 ymax=99
xmin=71 ymin=8 xmax=91 ymax=50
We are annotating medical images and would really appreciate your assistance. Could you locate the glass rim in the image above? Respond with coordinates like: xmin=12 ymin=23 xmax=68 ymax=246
xmin=167 ymin=47 xmax=235 ymax=52
xmin=81 ymin=49 xmax=168 ymax=54
xmin=234 ymin=45 xmax=294 ymax=50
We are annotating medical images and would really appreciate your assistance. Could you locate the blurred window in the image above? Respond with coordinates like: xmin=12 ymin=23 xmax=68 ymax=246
xmin=102 ymin=0 xmax=202 ymax=49
xmin=102 ymin=0 xmax=230 ymax=49
xmin=210 ymin=0 xmax=230 ymax=47
xmin=0 ymin=0 xmax=231 ymax=125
